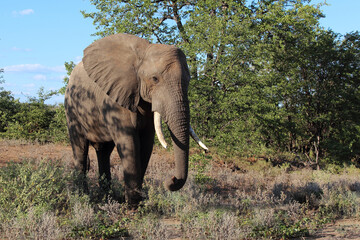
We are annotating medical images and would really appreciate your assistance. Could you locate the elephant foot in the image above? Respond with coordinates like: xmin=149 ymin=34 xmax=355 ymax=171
xmin=99 ymin=179 xmax=112 ymax=194
xmin=77 ymin=173 xmax=89 ymax=194
xmin=125 ymin=189 xmax=144 ymax=208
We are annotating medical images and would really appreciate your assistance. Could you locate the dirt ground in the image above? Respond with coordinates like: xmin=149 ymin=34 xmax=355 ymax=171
xmin=305 ymin=219 xmax=360 ymax=240
xmin=1 ymin=140 xmax=360 ymax=239
xmin=0 ymin=140 xmax=73 ymax=166
xmin=0 ymin=139 xmax=123 ymax=167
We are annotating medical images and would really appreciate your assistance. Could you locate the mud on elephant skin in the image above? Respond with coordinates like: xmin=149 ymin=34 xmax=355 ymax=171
xmin=64 ymin=33 xmax=207 ymax=205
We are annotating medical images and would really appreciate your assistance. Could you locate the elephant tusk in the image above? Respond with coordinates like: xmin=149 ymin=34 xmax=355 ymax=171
xmin=154 ymin=112 xmax=168 ymax=149
xmin=190 ymin=126 xmax=209 ymax=152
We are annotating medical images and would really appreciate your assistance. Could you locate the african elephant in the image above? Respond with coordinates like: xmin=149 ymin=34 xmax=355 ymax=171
xmin=64 ymin=33 xmax=207 ymax=205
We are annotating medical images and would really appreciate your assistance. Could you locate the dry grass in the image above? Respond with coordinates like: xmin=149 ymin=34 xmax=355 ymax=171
xmin=1 ymin=142 xmax=360 ymax=239
xmin=2 ymin=207 xmax=65 ymax=240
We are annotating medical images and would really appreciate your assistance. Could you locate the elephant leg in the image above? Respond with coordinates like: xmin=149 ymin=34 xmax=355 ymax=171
xmin=67 ymin=123 xmax=90 ymax=191
xmin=68 ymin=124 xmax=90 ymax=174
xmin=92 ymin=141 xmax=115 ymax=191
xmin=115 ymin=134 xmax=143 ymax=205
xmin=139 ymin=126 xmax=155 ymax=181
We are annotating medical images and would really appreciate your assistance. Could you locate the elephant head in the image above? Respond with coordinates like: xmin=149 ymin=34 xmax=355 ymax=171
xmin=82 ymin=34 xmax=207 ymax=191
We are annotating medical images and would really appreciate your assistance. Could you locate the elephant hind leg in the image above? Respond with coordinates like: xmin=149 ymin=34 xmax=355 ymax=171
xmin=67 ymin=126 xmax=90 ymax=192
xmin=68 ymin=128 xmax=90 ymax=174
xmin=92 ymin=141 xmax=115 ymax=191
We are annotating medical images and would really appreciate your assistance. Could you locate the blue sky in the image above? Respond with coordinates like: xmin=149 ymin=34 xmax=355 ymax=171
xmin=1 ymin=0 xmax=359 ymax=104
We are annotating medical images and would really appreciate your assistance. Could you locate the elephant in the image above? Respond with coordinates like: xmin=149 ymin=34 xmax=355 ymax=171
xmin=64 ymin=33 xmax=207 ymax=205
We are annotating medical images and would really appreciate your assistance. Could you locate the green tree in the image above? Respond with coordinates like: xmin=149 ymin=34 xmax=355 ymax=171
xmin=293 ymin=31 xmax=360 ymax=164
xmin=4 ymin=88 xmax=56 ymax=142
xmin=81 ymin=0 xmax=325 ymax=153
xmin=82 ymin=0 xmax=360 ymax=164
xmin=59 ymin=61 xmax=75 ymax=95
xmin=0 ymin=69 xmax=21 ymax=132
xmin=243 ymin=0 xmax=325 ymax=154
xmin=254 ymin=25 xmax=360 ymax=164
xmin=246 ymin=2 xmax=360 ymax=164
xmin=182 ymin=0 xmax=325 ymax=154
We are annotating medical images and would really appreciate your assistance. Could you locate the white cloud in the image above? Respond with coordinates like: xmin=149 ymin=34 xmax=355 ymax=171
xmin=33 ymin=74 xmax=47 ymax=81
xmin=11 ymin=47 xmax=32 ymax=52
xmin=20 ymin=9 xmax=34 ymax=15
xmin=22 ymin=83 xmax=35 ymax=88
xmin=13 ymin=9 xmax=34 ymax=16
xmin=4 ymin=64 xmax=65 ymax=73
xmin=2 ymin=82 xmax=16 ymax=88
xmin=75 ymin=56 xmax=83 ymax=64
xmin=59 ymin=75 xmax=67 ymax=80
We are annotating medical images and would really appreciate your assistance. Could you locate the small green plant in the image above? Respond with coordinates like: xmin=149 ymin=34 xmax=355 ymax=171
xmin=189 ymin=153 xmax=214 ymax=185
xmin=319 ymin=189 xmax=360 ymax=219
xmin=249 ymin=209 xmax=310 ymax=239
xmin=182 ymin=210 xmax=246 ymax=239
xmin=69 ymin=220 xmax=128 ymax=239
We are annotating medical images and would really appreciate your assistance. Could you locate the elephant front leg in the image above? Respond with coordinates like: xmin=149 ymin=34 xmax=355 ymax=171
xmin=139 ymin=123 xmax=155 ymax=181
xmin=115 ymin=135 xmax=143 ymax=206
xmin=92 ymin=141 xmax=115 ymax=192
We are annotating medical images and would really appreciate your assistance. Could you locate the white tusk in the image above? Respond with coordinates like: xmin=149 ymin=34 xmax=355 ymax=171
xmin=190 ymin=126 xmax=209 ymax=152
xmin=154 ymin=112 xmax=168 ymax=149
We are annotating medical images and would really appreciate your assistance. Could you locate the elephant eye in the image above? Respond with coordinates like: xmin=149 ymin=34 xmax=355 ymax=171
xmin=152 ymin=76 xmax=159 ymax=84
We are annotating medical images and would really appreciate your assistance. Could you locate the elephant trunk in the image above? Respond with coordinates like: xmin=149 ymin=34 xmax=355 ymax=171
xmin=163 ymin=93 xmax=190 ymax=191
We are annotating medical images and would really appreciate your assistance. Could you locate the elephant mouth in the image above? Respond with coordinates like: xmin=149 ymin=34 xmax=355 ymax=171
xmin=153 ymin=111 xmax=208 ymax=151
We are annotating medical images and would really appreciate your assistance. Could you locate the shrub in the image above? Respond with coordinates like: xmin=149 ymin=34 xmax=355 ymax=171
xmin=0 ymin=87 xmax=69 ymax=144
xmin=0 ymin=158 xmax=128 ymax=239
xmin=2 ymin=207 xmax=64 ymax=240
xmin=250 ymin=207 xmax=310 ymax=239
xmin=48 ymin=104 xmax=69 ymax=143
xmin=0 ymin=159 xmax=73 ymax=221
xmin=319 ymin=185 xmax=360 ymax=219
xmin=182 ymin=210 xmax=247 ymax=239
xmin=189 ymin=153 xmax=214 ymax=185
xmin=128 ymin=216 xmax=171 ymax=240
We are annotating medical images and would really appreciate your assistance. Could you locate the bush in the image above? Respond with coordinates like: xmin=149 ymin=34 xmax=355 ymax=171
xmin=0 ymin=88 xmax=69 ymax=143
xmin=0 ymin=159 xmax=73 ymax=221
xmin=2 ymin=207 xmax=64 ymax=240
xmin=48 ymin=104 xmax=69 ymax=143
xmin=0 ymin=158 xmax=128 ymax=239
xmin=182 ymin=210 xmax=247 ymax=239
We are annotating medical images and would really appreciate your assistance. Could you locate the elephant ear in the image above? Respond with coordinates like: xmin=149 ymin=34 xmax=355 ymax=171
xmin=83 ymin=34 xmax=150 ymax=112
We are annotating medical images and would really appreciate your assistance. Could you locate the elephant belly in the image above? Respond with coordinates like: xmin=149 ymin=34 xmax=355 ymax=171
xmin=84 ymin=122 xmax=112 ymax=143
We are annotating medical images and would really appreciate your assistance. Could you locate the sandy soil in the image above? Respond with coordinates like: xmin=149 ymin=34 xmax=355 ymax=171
xmin=0 ymin=140 xmax=73 ymax=166
xmin=1 ymin=140 xmax=360 ymax=239
xmin=305 ymin=219 xmax=360 ymax=240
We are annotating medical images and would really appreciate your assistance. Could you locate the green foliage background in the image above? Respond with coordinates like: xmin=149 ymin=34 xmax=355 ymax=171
xmin=1 ymin=0 xmax=360 ymax=166
xmin=0 ymin=73 xmax=68 ymax=143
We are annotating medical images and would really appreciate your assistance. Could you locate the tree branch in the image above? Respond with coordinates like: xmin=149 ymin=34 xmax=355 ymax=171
xmin=171 ymin=1 xmax=189 ymax=44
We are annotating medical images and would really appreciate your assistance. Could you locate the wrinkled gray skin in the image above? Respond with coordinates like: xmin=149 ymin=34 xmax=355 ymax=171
xmin=64 ymin=34 xmax=190 ymax=205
